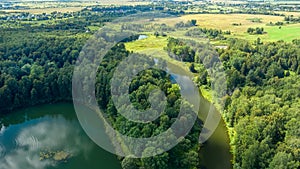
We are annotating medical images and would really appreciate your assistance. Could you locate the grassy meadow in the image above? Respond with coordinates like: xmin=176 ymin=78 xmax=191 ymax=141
xmin=125 ymin=35 xmax=196 ymax=75
xmin=157 ymin=14 xmax=300 ymax=42
xmin=125 ymin=35 xmax=189 ymax=71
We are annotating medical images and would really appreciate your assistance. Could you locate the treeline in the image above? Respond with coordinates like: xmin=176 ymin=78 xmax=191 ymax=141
xmin=0 ymin=11 xmax=118 ymax=33
xmin=284 ymin=15 xmax=300 ymax=23
xmin=120 ymin=23 xmax=175 ymax=33
xmin=174 ymin=20 xmax=197 ymax=28
xmin=95 ymin=44 xmax=203 ymax=169
xmin=185 ymin=27 xmax=229 ymax=40
xmin=247 ymin=27 xmax=265 ymax=35
xmin=0 ymin=30 xmax=86 ymax=113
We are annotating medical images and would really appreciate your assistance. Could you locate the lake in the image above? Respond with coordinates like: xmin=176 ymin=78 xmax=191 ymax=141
xmin=0 ymin=103 xmax=122 ymax=169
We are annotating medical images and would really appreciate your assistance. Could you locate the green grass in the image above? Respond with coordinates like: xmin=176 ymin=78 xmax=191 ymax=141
xmin=125 ymin=35 xmax=168 ymax=52
xmin=158 ymin=14 xmax=299 ymax=42
xmin=228 ymin=23 xmax=300 ymax=42
xmin=264 ymin=24 xmax=300 ymax=42
xmin=125 ymin=35 xmax=193 ymax=74
xmin=87 ymin=26 xmax=101 ymax=32
xmin=200 ymin=85 xmax=213 ymax=102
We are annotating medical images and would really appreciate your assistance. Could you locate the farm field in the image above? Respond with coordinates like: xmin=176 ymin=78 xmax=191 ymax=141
xmin=2 ymin=7 xmax=84 ymax=14
xmin=125 ymin=35 xmax=188 ymax=71
xmin=0 ymin=0 xmax=150 ymax=14
xmin=241 ymin=23 xmax=300 ymax=42
xmin=157 ymin=14 xmax=300 ymax=42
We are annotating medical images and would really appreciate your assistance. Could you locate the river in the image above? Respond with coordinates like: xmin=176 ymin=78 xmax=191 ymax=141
xmin=168 ymin=62 xmax=232 ymax=169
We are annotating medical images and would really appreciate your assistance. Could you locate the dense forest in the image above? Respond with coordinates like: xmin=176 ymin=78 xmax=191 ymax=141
xmin=219 ymin=39 xmax=300 ymax=169
xmin=0 ymin=31 xmax=86 ymax=113
xmin=0 ymin=10 xmax=125 ymax=113
xmin=95 ymin=44 xmax=203 ymax=169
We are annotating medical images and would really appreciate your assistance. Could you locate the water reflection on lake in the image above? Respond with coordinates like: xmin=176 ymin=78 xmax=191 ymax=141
xmin=0 ymin=103 xmax=121 ymax=169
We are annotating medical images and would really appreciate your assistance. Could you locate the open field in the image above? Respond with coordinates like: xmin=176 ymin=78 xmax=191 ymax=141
xmin=264 ymin=24 xmax=300 ymax=41
xmin=2 ymin=7 xmax=84 ymax=14
xmin=125 ymin=35 xmax=168 ymax=52
xmin=157 ymin=14 xmax=300 ymax=42
xmin=235 ymin=23 xmax=300 ymax=42
xmin=125 ymin=35 xmax=193 ymax=75
xmin=0 ymin=0 xmax=150 ymax=14
xmin=158 ymin=14 xmax=284 ymax=31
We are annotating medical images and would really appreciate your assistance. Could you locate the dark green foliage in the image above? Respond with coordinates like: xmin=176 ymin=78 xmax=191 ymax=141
xmin=189 ymin=63 xmax=197 ymax=73
xmin=175 ymin=20 xmax=197 ymax=29
xmin=268 ymin=152 xmax=299 ymax=169
xmin=191 ymin=19 xmax=197 ymax=26
xmin=284 ymin=15 xmax=300 ymax=23
xmin=220 ymin=39 xmax=300 ymax=92
xmin=95 ymin=44 xmax=202 ymax=169
xmin=121 ymin=157 xmax=140 ymax=169
xmin=141 ymin=151 xmax=169 ymax=169
xmin=247 ymin=27 xmax=264 ymax=35
xmin=218 ymin=39 xmax=300 ymax=169
xmin=185 ymin=27 xmax=225 ymax=40
xmin=0 ymin=30 xmax=86 ymax=113
xmin=165 ymin=38 xmax=195 ymax=62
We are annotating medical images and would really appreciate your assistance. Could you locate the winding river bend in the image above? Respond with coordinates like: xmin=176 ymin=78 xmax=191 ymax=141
xmin=168 ymin=62 xmax=232 ymax=169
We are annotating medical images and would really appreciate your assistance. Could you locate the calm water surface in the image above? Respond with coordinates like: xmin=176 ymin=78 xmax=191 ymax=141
xmin=168 ymin=62 xmax=232 ymax=169
xmin=0 ymin=103 xmax=121 ymax=169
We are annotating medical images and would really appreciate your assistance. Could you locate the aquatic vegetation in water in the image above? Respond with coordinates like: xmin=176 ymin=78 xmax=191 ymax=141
xmin=39 ymin=150 xmax=71 ymax=162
